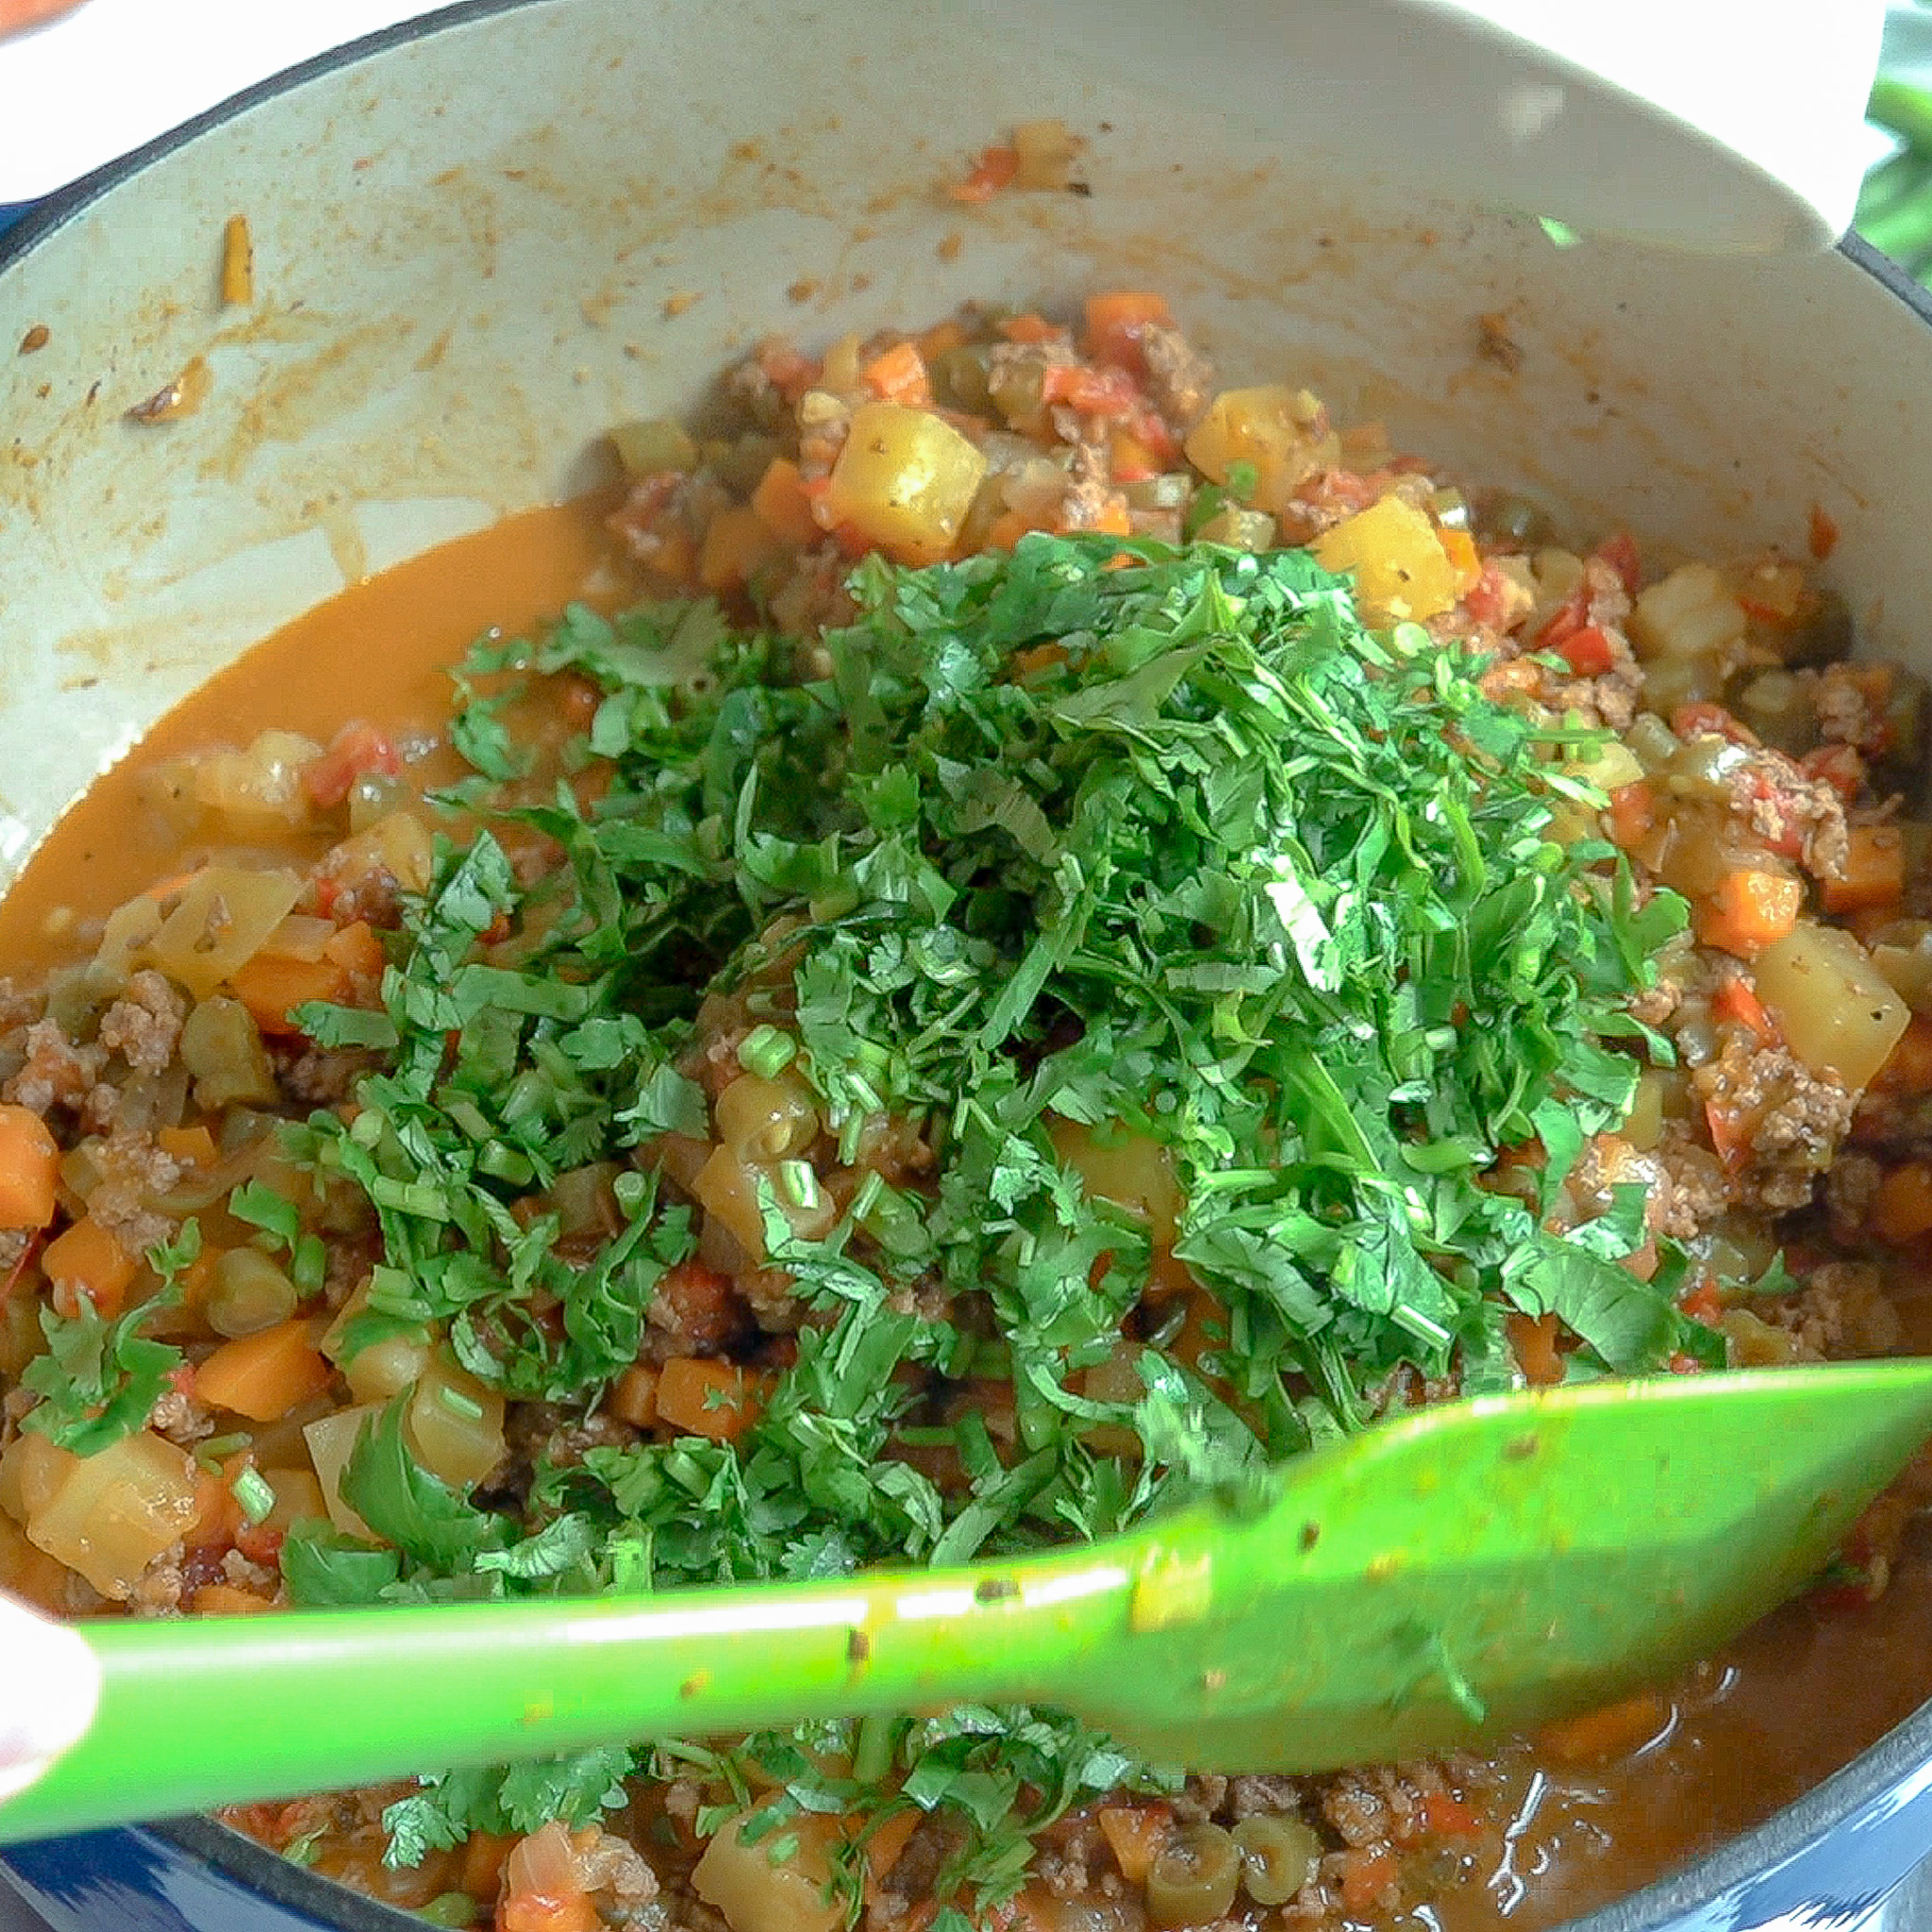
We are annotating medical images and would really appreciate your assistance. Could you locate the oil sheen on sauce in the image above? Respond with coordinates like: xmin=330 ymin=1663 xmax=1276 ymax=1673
xmin=3 ymin=503 xmax=1929 ymax=1932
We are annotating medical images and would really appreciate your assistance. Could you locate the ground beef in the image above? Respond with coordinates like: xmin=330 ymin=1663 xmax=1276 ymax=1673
xmin=0 ymin=1227 xmax=29 ymax=1280
xmin=126 ymin=1540 xmax=186 ymax=1616
xmin=500 ymin=1401 xmax=636 ymax=1474
xmin=1691 ymin=1041 xmax=1856 ymax=1210
xmin=4 ymin=1018 xmax=105 ymax=1115
xmin=1058 ymin=441 xmax=1116 ymax=531
xmin=868 ymin=1816 xmax=962 ymax=1932
xmin=1765 ymin=1260 xmax=1903 ymax=1358
xmin=1722 ymin=743 xmax=1850 ymax=882
xmin=1226 ymin=1774 xmax=1309 ymax=1820
xmin=644 ymin=1258 xmax=752 ymax=1360
xmin=80 ymin=1127 xmax=184 ymax=1260
xmin=150 ymin=1381 xmax=217 ymax=1446
xmin=1173 ymin=1774 xmax=1229 ymax=1824
xmin=1564 ymin=1131 xmax=1726 ymax=1247
xmin=1824 ymin=1150 xmax=1885 ymax=1245
xmin=741 ymin=1263 xmax=805 ymax=1333
xmin=274 ymin=1042 xmax=381 ymax=1105
xmin=575 ymin=1824 xmax=660 ymax=1909
xmin=1647 ymin=1129 xmax=1732 ymax=1241
xmin=1140 ymin=323 xmax=1214 ymax=429
xmin=1033 ymin=1810 xmax=1108 ymax=1900
xmin=1806 ymin=662 xmax=1894 ymax=758
xmin=96 ymin=970 xmax=185 ymax=1074
xmin=0 ymin=977 xmax=44 ymax=1032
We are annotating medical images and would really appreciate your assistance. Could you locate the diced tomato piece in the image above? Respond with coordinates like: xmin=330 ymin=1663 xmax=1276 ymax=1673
xmin=1463 ymin=563 xmax=1514 ymax=629
xmin=1607 ymin=780 xmax=1654 ymax=851
xmin=1800 ymin=741 xmax=1866 ymax=801
xmin=1533 ymin=587 xmax=1587 ymax=648
xmin=1710 ymin=974 xmax=1776 ymax=1043
xmin=1082 ymin=292 xmax=1174 ymax=372
xmin=1594 ymin=530 xmax=1641 ymax=595
xmin=1039 ymin=362 xmax=1141 ymax=417
xmin=1555 ymin=624 xmax=1616 ymax=676
xmin=949 ymin=145 xmax=1019 ymax=204
xmin=1423 ymin=1791 xmax=1484 ymax=1838
xmin=303 ymin=722 xmax=402 ymax=810
xmin=1677 ymin=1277 xmax=1723 ymax=1327
xmin=1670 ymin=701 xmax=1757 ymax=746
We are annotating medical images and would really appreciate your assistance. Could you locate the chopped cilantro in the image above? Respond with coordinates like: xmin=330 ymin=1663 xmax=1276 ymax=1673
xmin=276 ymin=534 xmax=1695 ymax=1903
xmin=19 ymin=1223 xmax=195 ymax=1455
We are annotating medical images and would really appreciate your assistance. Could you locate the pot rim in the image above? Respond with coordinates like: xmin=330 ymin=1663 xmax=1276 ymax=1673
xmin=5 ymin=5 xmax=1932 ymax=1928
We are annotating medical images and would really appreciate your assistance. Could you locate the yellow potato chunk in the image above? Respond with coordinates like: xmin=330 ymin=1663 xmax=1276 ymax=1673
xmin=1311 ymin=495 xmax=1458 ymax=625
xmin=692 ymin=1814 xmax=846 ymax=1932
xmin=404 ymin=1361 xmax=507 ymax=1490
xmin=1756 ymin=920 xmax=1910 ymax=1091
xmin=302 ymin=1402 xmax=386 ymax=1541
xmin=824 ymin=402 xmax=988 ymax=565
xmin=1049 ymin=1118 xmax=1184 ymax=1244
xmin=23 ymin=1429 xmax=199 ymax=1601
xmin=1185 ymin=385 xmax=1338 ymax=517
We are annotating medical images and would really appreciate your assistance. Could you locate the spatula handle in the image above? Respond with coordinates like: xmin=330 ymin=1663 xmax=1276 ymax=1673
xmin=0 ymin=1545 xmax=1133 ymax=1844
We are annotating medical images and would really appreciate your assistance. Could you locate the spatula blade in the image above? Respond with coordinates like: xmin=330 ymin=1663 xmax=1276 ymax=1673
xmin=1068 ymin=1361 xmax=1932 ymax=1771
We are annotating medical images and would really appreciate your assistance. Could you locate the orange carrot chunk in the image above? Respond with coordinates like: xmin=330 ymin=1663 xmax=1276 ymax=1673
xmin=749 ymin=457 xmax=824 ymax=549
xmin=42 ymin=1216 xmax=138 ymax=1318
xmin=194 ymin=1320 xmax=331 ymax=1422
xmin=655 ymin=1358 xmax=768 ymax=1443
xmin=1822 ymin=825 xmax=1906 ymax=915
xmin=0 ymin=1105 xmax=59 ymax=1231
xmin=1874 ymin=1160 xmax=1932 ymax=1244
xmin=1097 ymin=1805 xmax=1174 ymax=1887
xmin=1696 ymin=868 xmax=1803 ymax=957
xmin=229 ymin=952 xmax=352 ymax=1037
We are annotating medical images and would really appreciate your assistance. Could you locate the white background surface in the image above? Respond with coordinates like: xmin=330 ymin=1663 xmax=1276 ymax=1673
xmin=0 ymin=0 xmax=444 ymax=203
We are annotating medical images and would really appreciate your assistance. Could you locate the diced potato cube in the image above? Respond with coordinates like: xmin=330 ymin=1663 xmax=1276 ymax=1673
xmin=1628 ymin=563 xmax=1748 ymax=664
xmin=25 ymin=1430 xmax=199 ymax=1600
xmin=1311 ymin=495 xmax=1458 ymax=625
xmin=0 ymin=1429 xmax=72 ymax=1525
xmin=824 ymin=403 xmax=988 ymax=565
xmin=1185 ymin=385 xmax=1338 ymax=517
xmin=1755 ymin=921 xmax=1910 ymax=1090
xmin=302 ymin=1403 xmax=385 ymax=1542
xmin=692 ymin=1814 xmax=847 ymax=1932
xmin=404 ymin=1361 xmax=506 ymax=1490
xmin=147 ymin=865 xmax=304 ymax=998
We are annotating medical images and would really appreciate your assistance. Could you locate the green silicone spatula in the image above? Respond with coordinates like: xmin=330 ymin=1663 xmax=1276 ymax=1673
xmin=6 ymin=1359 xmax=1932 ymax=1847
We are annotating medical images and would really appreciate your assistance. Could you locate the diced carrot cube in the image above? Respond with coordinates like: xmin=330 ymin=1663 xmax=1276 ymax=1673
xmin=606 ymin=1364 xmax=659 ymax=1428
xmin=860 ymin=340 xmax=932 ymax=408
xmin=1696 ymin=869 xmax=1803 ymax=957
xmin=1874 ymin=1160 xmax=1932 ymax=1244
xmin=655 ymin=1358 xmax=769 ymax=1443
xmin=1096 ymin=1806 xmax=1174 ymax=1886
xmin=229 ymin=952 xmax=352 ymax=1037
xmin=1081 ymin=292 xmax=1174 ymax=370
xmin=43 ymin=1216 xmax=138 ymax=1318
xmin=749 ymin=457 xmax=823 ymax=548
xmin=1822 ymin=825 xmax=1906 ymax=915
xmin=190 ymin=1582 xmax=277 ymax=1616
xmin=322 ymin=919 xmax=386 ymax=983
xmin=0 ymin=1105 xmax=58 ymax=1231
xmin=158 ymin=1124 xmax=220 ymax=1168
xmin=193 ymin=1320 xmax=331 ymax=1422
xmin=698 ymin=505 xmax=784 ymax=592
xmin=1538 ymin=1690 xmax=1672 ymax=1765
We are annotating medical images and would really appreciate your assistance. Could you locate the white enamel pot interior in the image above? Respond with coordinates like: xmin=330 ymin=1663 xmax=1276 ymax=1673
xmin=5 ymin=1 xmax=1932 ymax=1928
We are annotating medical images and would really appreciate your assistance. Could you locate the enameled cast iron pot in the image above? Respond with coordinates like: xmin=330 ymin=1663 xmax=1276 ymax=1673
xmin=5 ymin=2 xmax=1932 ymax=1925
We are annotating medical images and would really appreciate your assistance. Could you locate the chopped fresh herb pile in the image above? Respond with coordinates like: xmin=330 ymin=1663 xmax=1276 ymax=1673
xmin=273 ymin=533 xmax=1697 ymax=1892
